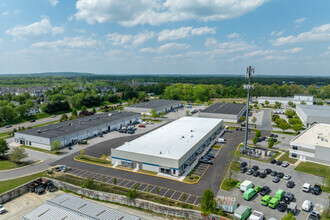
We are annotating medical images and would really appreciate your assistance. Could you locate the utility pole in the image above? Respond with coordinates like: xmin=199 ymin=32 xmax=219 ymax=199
xmin=243 ymin=66 xmax=255 ymax=153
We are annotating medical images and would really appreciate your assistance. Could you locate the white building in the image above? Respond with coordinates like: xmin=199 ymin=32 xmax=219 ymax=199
xmin=15 ymin=111 xmax=141 ymax=151
xmin=290 ymin=123 xmax=330 ymax=165
xmin=296 ymin=105 xmax=330 ymax=127
xmin=257 ymin=94 xmax=313 ymax=106
xmin=124 ymin=99 xmax=182 ymax=115
xmin=111 ymin=117 xmax=223 ymax=176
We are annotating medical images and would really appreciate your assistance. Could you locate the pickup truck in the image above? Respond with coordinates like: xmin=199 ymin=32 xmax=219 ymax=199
xmin=311 ymin=184 xmax=322 ymax=195
xmin=28 ymin=180 xmax=45 ymax=195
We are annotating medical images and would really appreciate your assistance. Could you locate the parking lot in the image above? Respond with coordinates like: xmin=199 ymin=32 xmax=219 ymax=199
xmin=218 ymin=157 xmax=329 ymax=219
xmin=67 ymin=167 xmax=202 ymax=206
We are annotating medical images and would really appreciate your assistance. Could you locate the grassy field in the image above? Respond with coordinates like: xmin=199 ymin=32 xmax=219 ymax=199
xmin=221 ymin=178 xmax=239 ymax=191
xmin=75 ymin=155 xmax=112 ymax=166
xmin=0 ymin=160 xmax=32 ymax=171
xmin=278 ymin=151 xmax=298 ymax=164
xmin=20 ymin=145 xmax=61 ymax=155
xmin=0 ymin=171 xmax=46 ymax=194
xmin=295 ymin=161 xmax=330 ymax=177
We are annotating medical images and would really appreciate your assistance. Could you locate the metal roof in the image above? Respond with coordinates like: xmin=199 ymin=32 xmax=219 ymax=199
xmin=200 ymin=103 xmax=246 ymax=115
xmin=297 ymin=104 xmax=330 ymax=118
xmin=126 ymin=99 xmax=181 ymax=109
xmin=24 ymin=194 xmax=140 ymax=220
xmin=16 ymin=111 xmax=140 ymax=139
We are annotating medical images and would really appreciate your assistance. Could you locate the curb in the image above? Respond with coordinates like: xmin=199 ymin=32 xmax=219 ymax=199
xmin=0 ymin=160 xmax=43 ymax=173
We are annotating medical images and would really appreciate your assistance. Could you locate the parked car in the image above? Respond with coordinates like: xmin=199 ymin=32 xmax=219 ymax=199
xmin=205 ymin=154 xmax=214 ymax=159
xmin=277 ymin=203 xmax=287 ymax=212
xmin=118 ymin=129 xmax=127 ymax=133
xmin=51 ymin=115 xmax=57 ymax=118
xmin=276 ymin=160 xmax=283 ymax=166
xmin=308 ymin=211 xmax=321 ymax=220
xmin=257 ymin=138 xmax=263 ymax=142
xmin=270 ymin=171 xmax=277 ymax=176
xmin=273 ymin=177 xmax=280 ymax=183
xmin=284 ymin=192 xmax=294 ymax=204
xmin=138 ymin=124 xmax=146 ymax=128
xmin=127 ymin=129 xmax=135 ymax=134
xmin=246 ymin=169 xmax=253 ymax=175
xmin=261 ymin=137 xmax=266 ymax=140
xmin=252 ymin=165 xmax=259 ymax=171
xmin=302 ymin=183 xmax=311 ymax=192
xmin=287 ymin=181 xmax=295 ymax=188
xmin=277 ymin=172 xmax=284 ymax=178
xmin=259 ymin=186 xmax=270 ymax=196
xmin=5 ymin=125 xmax=12 ymax=128
xmin=259 ymin=173 xmax=266 ymax=178
xmin=253 ymin=186 xmax=261 ymax=193
xmin=0 ymin=204 xmax=6 ymax=214
xmin=240 ymin=167 xmax=248 ymax=173
xmin=302 ymin=200 xmax=312 ymax=212
xmin=281 ymin=161 xmax=289 ymax=167
xmin=261 ymin=195 xmax=271 ymax=206
xmin=30 ymin=119 xmax=36 ymax=123
xmin=270 ymin=159 xmax=276 ymax=164
xmin=253 ymin=171 xmax=260 ymax=177
xmin=283 ymin=174 xmax=291 ymax=180
xmin=311 ymin=184 xmax=322 ymax=195
xmin=58 ymin=165 xmax=71 ymax=172
xmin=199 ymin=158 xmax=213 ymax=165
xmin=264 ymin=168 xmax=272 ymax=174
xmin=240 ymin=161 xmax=248 ymax=167
xmin=268 ymin=198 xmax=280 ymax=209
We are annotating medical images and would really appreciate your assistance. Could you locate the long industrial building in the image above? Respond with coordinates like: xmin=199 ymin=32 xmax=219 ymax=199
xmin=198 ymin=103 xmax=246 ymax=122
xmin=290 ymin=123 xmax=330 ymax=165
xmin=14 ymin=111 xmax=141 ymax=151
xmin=111 ymin=117 xmax=223 ymax=176
xmin=124 ymin=99 xmax=182 ymax=115
xmin=257 ymin=94 xmax=314 ymax=106
xmin=296 ymin=105 xmax=330 ymax=127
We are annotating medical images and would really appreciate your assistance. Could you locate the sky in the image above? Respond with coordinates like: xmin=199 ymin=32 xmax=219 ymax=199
xmin=0 ymin=0 xmax=329 ymax=76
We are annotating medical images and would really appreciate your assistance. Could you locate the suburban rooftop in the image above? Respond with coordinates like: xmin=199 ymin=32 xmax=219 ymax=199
xmin=291 ymin=123 xmax=330 ymax=148
xmin=200 ymin=103 xmax=245 ymax=115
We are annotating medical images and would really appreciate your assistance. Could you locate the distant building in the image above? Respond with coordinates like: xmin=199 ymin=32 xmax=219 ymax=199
xmin=23 ymin=193 xmax=140 ymax=220
xmin=112 ymin=117 xmax=223 ymax=176
xmin=28 ymin=107 xmax=41 ymax=116
xmin=290 ymin=123 xmax=330 ymax=165
xmin=124 ymin=99 xmax=182 ymax=115
xmin=296 ymin=105 xmax=330 ymax=126
xmin=10 ymin=101 xmax=20 ymax=106
xmin=198 ymin=103 xmax=246 ymax=122
xmin=257 ymin=94 xmax=313 ymax=106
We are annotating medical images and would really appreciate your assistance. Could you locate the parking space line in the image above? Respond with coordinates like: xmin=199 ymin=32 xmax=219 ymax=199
xmin=163 ymin=189 xmax=169 ymax=197
xmin=123 ymin=180 xmax=131 ymax=187
xmin=193 ymin=197 xmax=199 ymax=205
xmin=149 ymin=186 xmax=155 ymax=193
xmin=142 ymin=185 xmax=148 ymax=191
xmin=129 ymin=182 xmax=137 ymax=189
xmin=185 ymin=194 xmax=191 ymax=203
xmin=74 ymin=170 xmax=85 ymax=176
xmin=165 ymin=190 xmax=175 ymax=198
xmin=177 ymin=193 xmax=183 ymax=201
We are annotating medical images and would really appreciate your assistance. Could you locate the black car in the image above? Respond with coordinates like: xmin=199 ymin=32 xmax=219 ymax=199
xmin=264 ymin=168 xmax=272 ymax=174
xmin=277 ymin=203 xmax=287 ymax=212
xmin=246 ymin=169 xmax=253 ymax=175
xmin=199 ymin=158 xmax=213 ymax=164
xmin=270 ymin=159 xmax=277 ymax=164
xmin=270 ymin=171 xmax=277 ymax=176
xmin=277 ymin=172 xmax=284 ymax=178
xmin=283 ymin=192 xmax=294 ymax=204
xmin=240 ymin=162 xmax=248 ymax=167
xmin=253 ymin=171 xmax=260 ymax=177
xmin=270 ymin=133 xmax=275 ymax=137
xmin=205 ymin=154 xmax=215 ymax=159
xmin=273 ymin=138 xmax=278 ymax=142
xmin=276 ymin=160 xmax=283 ymax=166
xmin=55 ymin=167 xmax=61 ymax=172
xmin=251 ymin=165 xmax=259 ymax=171
xmin=257 ymin=138 xmax=263 ymax=142
xmin=286 ymin=181 xmax=295 ymax=188
xmin=240 ymin=167 xmax=248 ymax=173
xmin=259 ymin=173 xmax=267 ymax=178
xmin=311 ymin=184 xmax=322 ymax=195
xmin=30 ymin=119 xmax=36 ymax=122
xmin=261 ymin=137 xmax=266 ymax=140
xmin=259 ymin=186 xmax=270 ymax=196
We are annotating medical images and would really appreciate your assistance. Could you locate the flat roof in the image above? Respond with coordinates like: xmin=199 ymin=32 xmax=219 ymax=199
xmin=200 ymin=103 xmax=245 ymax=115
xmin=297 ymin=105 xmax=330 ymax=118
xmin=16 ymin=111 xmax=140 ymax=139
xmin=291 ymin=124 xmax=330 ymax=148
xmin=126 ymin=99 xmax=181 ymax=109
xmin=257 ymin=96 xmax=292 ymax=101
xmin=23 ymin=194 xmax=140 ymax=220
xmin=114 ymin=117 xmax=222 ymax=160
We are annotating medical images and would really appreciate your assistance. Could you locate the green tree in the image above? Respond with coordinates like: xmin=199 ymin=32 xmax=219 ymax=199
xmin=289 ymin=118 xmax=301 ymax=125
xmin=92 ymin=106 xmax=96 ymax=113
xmin=113 ymin=178 xmax=117 ymax=184
xmin=102 ymin=154 xmax=106 ymax=160
xmin=252 ymin=117 xmax=257 ymax=124
xmin=285 ymin=109 xmax=295 ymax=118
xmin=265 ymin=100 xmax=269 ymax=105
xmin=0 ymin=139 xmax=10 ymax=156
xmin=287 ymin=101 xmax=293 ymax=107
xmin=281 ymin=212 xmax=296 ymax=220
xmin=60 ymin=114 xmax=68 ymax=122
xmin=201 ymin=189 xmax=215 ymax=214
xmin=255 ymin=130 xmax=261 ymax=138
xmin=186 ymin=110 xmax=190 ymax=116
xmin=0 ymin=105 xmax=17 ymax=122
xmin=9 ymin=147 xmax=28 ymax=163
xmin=81 ymin=106 xmax=87 ymax=111
xmin=240 ymin=115 xmax=246 ymax=122
xmin=51 ymin=141 xmax=62 ymax=151
xmin=150 ymin=109 xmax=159 ymax=118
xmin=275 ymin=118 xmax=286 ymax=126
xmin=272 ymin=114 xmax=280 ymax=121
xmin=279 ymin=122 xmax=290 ymax=132
xmin=268 ymin=137 xmax=274 ymax=148
xmin=292 ymin=124 xmax=302 ymax=133
xmin=274 ymin=101 xmax=282 ymax=109
xmin=253 ymin=137 xmax=258 ymax=145
xmin=72 ymin=108 xmax=77 ymax=117
xmin=300 ymin=101 xmax=306 ymax=105
xmin=15 ymin=104 xmax=29 ymax=117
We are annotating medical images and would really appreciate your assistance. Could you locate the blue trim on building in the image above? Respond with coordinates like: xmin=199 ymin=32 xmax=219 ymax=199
xmin=142 ymin=162 xmax=159 ymax=167
xmin=112 ymin=157 xmax=132 ymax=162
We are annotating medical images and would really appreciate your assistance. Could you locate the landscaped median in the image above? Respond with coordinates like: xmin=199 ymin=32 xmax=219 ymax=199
xmin=220 ymin=178 xmax=239 ymax=191
xmin=74 ymin=155 xmax=112 ymax=167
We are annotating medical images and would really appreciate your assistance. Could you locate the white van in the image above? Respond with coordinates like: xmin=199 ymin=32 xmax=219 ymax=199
xmin=302 ymin=183 xmax=311 ymax=192
xmin=302 ymin=200 xmax=312 ymax=212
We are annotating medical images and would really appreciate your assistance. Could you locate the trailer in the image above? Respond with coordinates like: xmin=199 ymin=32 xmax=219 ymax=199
xmin=215 ymin=195 xmax=237 ymax=213
xmin=234 ymin=205 xmax=251 ymax=220
xmin=240 ymin=180 xmax=253 ymax=192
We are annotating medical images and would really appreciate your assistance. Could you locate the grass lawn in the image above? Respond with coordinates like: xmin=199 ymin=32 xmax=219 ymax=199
xmin=20 ymin=145 xmax=62 ymax=155
xmin=221 ymin=178 xmax=239 ymax=191
xmin=0 ymin=171 xmax=46 ymax=194
xmin=183 ymin=174 xmax=200 ymax=183
xmin=321 ymin=211 xmax=330 ymax=220
xmin=0 ymin=160 xmax=33 ymax=171
xmin=75 ymin=155 xmax=112 ymax=166
xmin=141 ymin=118 xmax=162 ymax=123
xmin=295 ymin=161 xmax=330 ymax=177
xmin=230 ymin=161 xmax=241 ymax=172
xmin=272 ymin=131 xmax=297 ymax=136
xmin=212 ymin=144 xmax=222 ymax=149
xmin=278 ymin=151 xmax=298 ymax=164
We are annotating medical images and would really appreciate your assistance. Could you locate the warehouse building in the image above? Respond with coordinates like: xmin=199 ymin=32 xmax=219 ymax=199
xmin=15 ymin=111 xmax=141 ymax=151
xmin=257 ymin=94 xmax=314 ymax=106
xmin=290 ymin=123 xmax=330 ymax=165
xmin=198 ymin=103 xmax=246 ymax=122
xmin=296 ymin=105 xmax=330 ymax=126
xmin=111 ymin=117 xmax=223 ymax=176
xmin=23 ymin=193 xmax=140 ymax=220
xmin=124 ymin=99 xmax=182 ymax=115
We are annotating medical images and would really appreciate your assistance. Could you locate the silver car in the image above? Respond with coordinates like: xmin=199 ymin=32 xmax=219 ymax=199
xmin=282 ymin=161 xmax=289 ymax=167
xmin=284 ymin=174 xmax=291 ymax=180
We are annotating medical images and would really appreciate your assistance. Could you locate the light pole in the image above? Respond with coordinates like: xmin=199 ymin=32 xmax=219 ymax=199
xmin=243 ymin=66 xmax=255 ymax=154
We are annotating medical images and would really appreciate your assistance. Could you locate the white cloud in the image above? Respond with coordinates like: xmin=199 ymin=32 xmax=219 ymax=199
xmin=48 ymin=0 xmax=59 ymax=7
xmin=74 ymin=0 xmax=269 ymax=26
xmin=158 ymin=27 xmax=192 ymax=41
xmin=2 ymin=10 xmax=9 ymax=16
xmin=0 ymin=38 xmax=3 ymax=44
xmin=270 ymin=30 xmax=284 ymax=36
xmin=294 ymin=17 xmax=306 ymax=24
xmin=204 ymin=38 xmax=218 ymax=48
xmin=243 ymin=50 xmax=275 ymax=58
xmin=106 ymin=31 xmax=155 ymax=47
xmin=226 ymin=33 xmax=240 ymax=39
xmin=272 ymin=24 xmax=330 ymax=45
xmin=205 ymin=38 xmax=255 ymax=53
xmin=191 ymin=26 xmax=216 ymax=35
xmin=31 ymin=36 xmax=98 ymax=49
xmin=6 ymin=18 xmax=64 ymax=39
xmin=283 ymin=47 xmax=303 ymax=53
xmin=140 ymin=43 xmax=190 ymax=53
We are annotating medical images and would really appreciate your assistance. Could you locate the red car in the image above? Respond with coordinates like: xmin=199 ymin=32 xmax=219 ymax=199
xmin=138 ymin=124 xmax=146 ymax=128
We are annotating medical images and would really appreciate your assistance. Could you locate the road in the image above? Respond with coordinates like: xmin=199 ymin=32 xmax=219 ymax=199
xmin=258 ymin=108 xmax=272 ymax=131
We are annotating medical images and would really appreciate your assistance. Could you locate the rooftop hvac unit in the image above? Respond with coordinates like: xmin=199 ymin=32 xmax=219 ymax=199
xmin=69 ymin=123 xmax=72 ymax=126
xmin=37 ymin=130 xmax=41 ymax=133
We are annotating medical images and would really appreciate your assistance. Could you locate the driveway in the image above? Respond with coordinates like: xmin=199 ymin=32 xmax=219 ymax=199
xmin=258 ymin=108 xmax=272 ymax=131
